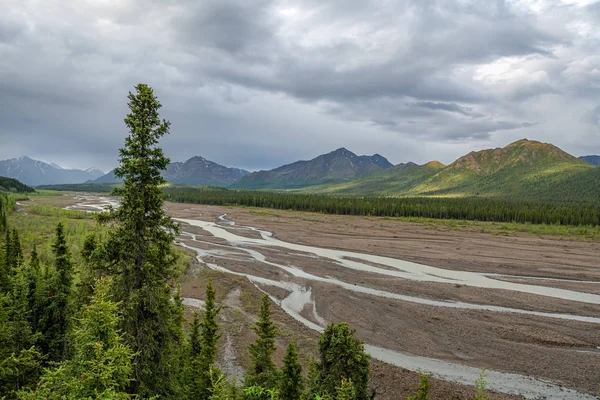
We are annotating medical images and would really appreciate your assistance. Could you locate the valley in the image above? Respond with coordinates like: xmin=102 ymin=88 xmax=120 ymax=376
xmin=59 ymin=194 xmax=600 ymax=399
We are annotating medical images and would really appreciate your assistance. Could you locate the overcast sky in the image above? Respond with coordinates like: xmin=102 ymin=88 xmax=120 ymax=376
xmin=1 ymin=0 xmax=599 ymax=172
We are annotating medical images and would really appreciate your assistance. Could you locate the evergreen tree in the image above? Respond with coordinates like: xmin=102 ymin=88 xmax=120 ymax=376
xmin=39 ymin=223 xmax=74 ymax=362
xmin=1 ymin=230 xmax=12 ymax=292
xmin=278 ymin=342 xmax=303 ymax=400
xmin=314 ymin=323 xmax=370 ymax=400
xmin=20 ymin=277 xmax=134 ymax=399
xmin=25 ymin=247 xmax=41 ymax=332
xmin=190 ymin=312 xmax=202 ymax=357
xmin=246 ymin=294 xmax=277 ymax=389
xmin=191 ymin=280 xmax=221 ymax=400
xmin=98 ymin=83 xmax=180 ymax=397
xmin=10 ymin=229 xmax=22 ymax=271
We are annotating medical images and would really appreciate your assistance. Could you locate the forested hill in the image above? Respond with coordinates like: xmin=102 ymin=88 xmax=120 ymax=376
xmin=233 ymin=148 xmax=393 ymax=189
xmin=304 ymin=139 xmax=600 ymax=202
xmin=0 ymin=176 xmax=35 ymax=193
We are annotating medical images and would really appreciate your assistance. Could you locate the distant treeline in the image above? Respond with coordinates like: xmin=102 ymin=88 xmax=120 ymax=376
xmin=162 ymin=187 xmax=600 ymax=226
xmin=35 ymin=183 xmax=115 ymax=192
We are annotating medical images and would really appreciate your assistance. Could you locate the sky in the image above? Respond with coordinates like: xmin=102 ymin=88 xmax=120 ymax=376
xmin=1 ymin=0 xmax=599 ymax=172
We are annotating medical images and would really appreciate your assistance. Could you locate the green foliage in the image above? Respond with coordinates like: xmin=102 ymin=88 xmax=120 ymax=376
xmin=188 ymin=280 xmax=222 ymax=400
xmin=243 ymin=385 xmax=278 ymax=400
xmin=0 ymin=347 xmax=42 ymax=398
xmin=0 ymin=177 xmax=35 ymax=194
xmin=246 ymin=295 xmax=278 ymax=389
xmin=39 ymin=223 xmax=74 ymax=363
xmin=20 ymin=277 xmax=134 ymax=399
xmin=313 ymin=323 xmax=370 ymax=400
xmin=96 ymin=83 xmax=181 ymax=397
xmin=473 ymin=369 xmax=490 ymax=400
xmin=335 ymin=378 xmax=356 ymax=400
xmin=406 ymin=370 xmax=432 ymax=400
xmin=279 ymin=342 xmax=303 ymax=400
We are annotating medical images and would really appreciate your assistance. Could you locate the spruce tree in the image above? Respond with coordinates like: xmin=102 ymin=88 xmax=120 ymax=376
xmin=25 ymin=246 xmax=41 ymax=331
xmin=98 ymin=83 xmax=180 ymax=397
xmin=10 ymin=229 xmax=22 ymax=271
xmin=1 ymin=230 xmax=12 ymax=292
xmin=191 ymin=280 xmax=221 ymax=400
xmin=314 ymin=323 xmax=370 ymax=400
xmin=20 ymin=277 xmax=134 ymax=399
xmin=279 ymin=342 xmax=303 ymax=400
xmin=40 ymin=223 xmax=74 ymax=362
xmin=246 ymin=294 xmax=277 ymax=389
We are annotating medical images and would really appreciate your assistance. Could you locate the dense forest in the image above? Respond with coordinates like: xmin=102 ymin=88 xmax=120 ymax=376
xmin=0 ymin=178 xmax=35 ymax=194
xmin=162 ymin=187 xmax=600 ymax=227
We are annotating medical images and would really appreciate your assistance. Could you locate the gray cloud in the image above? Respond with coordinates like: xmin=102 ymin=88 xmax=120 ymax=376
xmin=0 ymin=0 xmax=599 ymax=172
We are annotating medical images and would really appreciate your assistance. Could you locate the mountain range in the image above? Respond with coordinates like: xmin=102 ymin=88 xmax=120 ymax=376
xmin=3 ymin=140 xmax=600 ymax=202
xmin=0 ymin=156 xmax=104 ymax=186
xmin=90 ymin=156 xmax=249 ymax=187
xmin=302 ymin=139 xmax=600 ymax=202
xmin=580 ymin=155 xmax=600 ymax=166
xmin=233 ymin=148 xmax=393 ymax=189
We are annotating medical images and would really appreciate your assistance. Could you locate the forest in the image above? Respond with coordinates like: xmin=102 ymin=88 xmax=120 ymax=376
xmin=162 ymin=187 xmax=600 ymax=227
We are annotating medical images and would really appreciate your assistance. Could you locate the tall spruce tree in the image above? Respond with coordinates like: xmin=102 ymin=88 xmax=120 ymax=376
xmin=314 ymin=323 xmax=370 ymax=400
xmin=0 ymin=230 xmax=11 ymax=292
xmin=279 ymin=342 xmax=303 ymax=400
xmin=246 ymin=294 xmax=278 ymax=389
xmin=25 ymin=246 xmax=41 ymax=332
xmin=20 ymin=277 xmax=134 ymax=399
xmin=98 ymin=83 xmax=180 ymax=397
xmin=40 ymin=223 xmax=74 ymax=362
xmin=189 ymin=280 xmax=221 ymax=400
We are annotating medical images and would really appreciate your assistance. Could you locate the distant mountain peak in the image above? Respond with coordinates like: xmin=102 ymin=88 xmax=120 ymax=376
xmin=425 ymin=161 xmax=445 ymax=169
xmin=448 ymin=139 xmax=579 ymax=176
xmin=234 ymin=148 xmax=392 ymax=189
xmin=90 ymin=156 xmax=248 ymax=186
xmin=0 ymin=156 xmax=106 ymax=186
xmin=580 ymin=155 xmax=600 ymax=166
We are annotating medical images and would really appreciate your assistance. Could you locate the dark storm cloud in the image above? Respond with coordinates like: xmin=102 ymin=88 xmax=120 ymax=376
xmin=0 ymin=0 xmax=599 ymax=171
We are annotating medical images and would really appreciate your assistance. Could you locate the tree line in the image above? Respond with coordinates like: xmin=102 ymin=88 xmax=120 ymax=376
xmin=162 ymin=187 xmax=600 ymax=227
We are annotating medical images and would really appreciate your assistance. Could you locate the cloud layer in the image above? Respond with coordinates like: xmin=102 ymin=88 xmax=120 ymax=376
xmin=1 ymin=0 xmax=599 ymax=171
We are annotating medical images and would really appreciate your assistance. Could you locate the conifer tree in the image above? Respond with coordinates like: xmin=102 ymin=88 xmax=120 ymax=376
xmin=20 ymin=277 xmax=134 ymax=399
xmin=314 ymin=323 xmax=370 ymax=400
xmin=190 ymin=280 xmax=221 ymax=400
xmin=98 ymin=83 xmax=180 ymax=397
xmin=40 ymin=223 xmax=74 ymax=362
xmin=10 ymin=229 xmax=22 ymax=271
xmin=0 ymin=230 xmax=10 ymax=292
xmin=279 ymin=342 xmax=303 ymax=400
xmin=246 ymin=294 xmax=277 ymax=389
xmin=25 ymin=246 xmax=41 ymax=331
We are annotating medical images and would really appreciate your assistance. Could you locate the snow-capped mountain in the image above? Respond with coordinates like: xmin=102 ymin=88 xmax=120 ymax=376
xmin=0 ymin=156 xmax=105 ymax=186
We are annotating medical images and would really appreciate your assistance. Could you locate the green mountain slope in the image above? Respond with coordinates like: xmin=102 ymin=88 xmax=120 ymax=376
xmin=302 ymin=161 xmax=445 ymax=195
xmin=0 ymin=176 xmax=35 ymax=193
xmin=302 ymin=139 xmax=600 ymax=202
xmin=409 ymin=139 xmax=596 ymax=200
